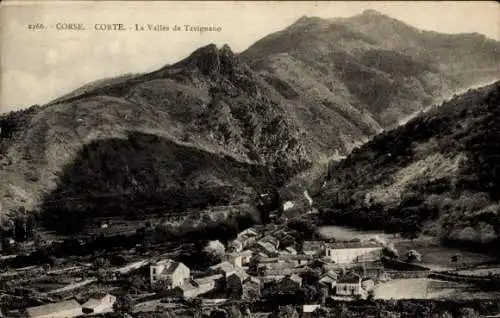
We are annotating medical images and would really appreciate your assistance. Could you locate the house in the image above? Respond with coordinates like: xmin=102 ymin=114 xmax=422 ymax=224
xmin=336 ymin=273 xmax=363 ymax=297
xmin=178 ymin=279 xmax=200 ymax=299
xmin=278 ymin=274 xmax=302 ymax=289
xmin=260 ymin=235 xmax=279 ymax=249
xmin=325 ymin=242 xmax=382 ymax=264
xmin=302 ymin=241 xmax=324 ymax=256
xmin=178 ymin=277 xmax=218 ymax=299
xmin=361 ymin=278 xmax=375 ymax=292
xmin=226 ymin=253 xmax=243 ymax=268
xmin=82 ymin=294 xmax=116 ymax=315
xmin=25 ymin=300 xmax=83 ymax=318
xmin=319 ymin=271 xmax=337 ymax=290
xmin=265 ymin=267 xmax=306 ymax=276
xmin=176 ymin=274 xmax=225 ymax=299
xmin=242 ymin=276 xmax=261 ymax=301
xmin=229 ymin=228 xmax=260 ymax=252
xmin=350 ymin=265 xmax=386 ymax=280
xmin=255 ymin=241 xmax=277 ymax=256
xmin=278 ymin=254 xmax=313 ymax=266
xmin=226 ymin=270 xmax=249 ymax=299
xmin=150 ymin=259 xmax=190 ymax=287
xmin=210 ymin=261 xmax=236 ymax=277
xmin=195 ymin=274 xmax=224 ymax=291
xmin=259 ymin=260 xmax=297 ymax=272
xmin=228 ymin=239 xmax=244 ymax=253
xmin=239 ymin=250 xmax=254 ymax=265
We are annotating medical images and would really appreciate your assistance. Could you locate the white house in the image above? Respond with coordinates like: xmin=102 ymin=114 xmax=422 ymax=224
xmin=336 ymin=273 xmax=363 ymax=296
xmin=325 ymin=242 xmax=382 ymax=264
xmin=150 ymin=259 xmax=190 ymax=287
xmin=226 ymin=253 xmax=243 ymax=268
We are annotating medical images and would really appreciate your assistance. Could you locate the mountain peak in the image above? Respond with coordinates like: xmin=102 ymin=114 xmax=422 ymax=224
xmin=354 ymin=9 xmax=396 ymax=23
xmin=361 ymin=9 xmax=385 ymax=16
xmin=173 ymin=43 xmax=239 ymax=77
xmin=291 ymin=15 xmax=325 ymax=27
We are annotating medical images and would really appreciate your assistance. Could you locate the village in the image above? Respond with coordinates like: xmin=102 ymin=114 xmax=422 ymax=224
xmin=1 ymin=193 xmax=500 ymax=318
xmin=0 ymin=221 xmax=393 ymax=317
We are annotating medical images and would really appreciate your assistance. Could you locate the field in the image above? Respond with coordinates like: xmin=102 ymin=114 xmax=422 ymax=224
xmin=394 ymin=239 xmax=495 ymax=271
xmin=373 ymin=278 xmax=500 ymax=300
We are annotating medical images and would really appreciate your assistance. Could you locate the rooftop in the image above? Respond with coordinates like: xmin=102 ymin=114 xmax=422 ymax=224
xmin=302 ymin=241 xmax=324 ymax=250
xmin=319 ymin=271 xmax=338 ymax=284
xmin=337 ymin=273 xmax=361 ymax=284
xmin=257 ymin=241 xmax=277 ymax=253
xmin=244 ymin=276 xmax=261 ymax=285
xmin=180 ymin=278 xmax=198 ymax=291
xmin=210 ymin=261 xmax=235 ymax=273
xmin=228 ymin=270 xmax=249 ymax=281
xmin=195 ymin=274 xmax=224 ymax=284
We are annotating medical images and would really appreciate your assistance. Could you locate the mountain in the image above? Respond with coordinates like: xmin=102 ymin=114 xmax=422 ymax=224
xmin=242 ymin=10 xmax=500 ymax=130
xmin=1 ymin=10 xmax=499 ymax=233
xmin=315 ymin=81 xmax=500 ymax=247
xmin=240 ymin=9 xmax=500 ymax=207
xmin=0 ymin=44 xmax=309 ymax=232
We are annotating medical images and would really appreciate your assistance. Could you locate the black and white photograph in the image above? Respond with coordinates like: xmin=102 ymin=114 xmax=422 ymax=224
xmin=0 ymin=1 xmax=499 ymax=317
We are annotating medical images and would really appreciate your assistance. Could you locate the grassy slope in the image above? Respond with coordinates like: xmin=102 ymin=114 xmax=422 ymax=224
xmin=316 ymin=81 xmax=500 ymax=247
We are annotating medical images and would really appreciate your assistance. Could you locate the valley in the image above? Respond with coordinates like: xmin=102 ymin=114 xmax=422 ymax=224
xmin=1 ymin=7 xmax=500 ymax=318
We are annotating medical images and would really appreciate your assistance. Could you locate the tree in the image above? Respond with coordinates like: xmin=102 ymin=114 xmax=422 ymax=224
xmin=406 ymin=250 xmax=422 ymax=263
xmin=186 ymin=298 xmax=203 ymax=318
xmin=458 ymin=307 xmax=480 ymax=318
xmin=367 ymin=289 xmax=375 ymax=302
xmin=431 ymin=311 xmax=453 ymax=318
xmin=227 ymin=305 xmax=242 ymax=318
xmin=382 ymin=244 xmax=399 ymax=259
xmin=270 ymin=305 xmax=299 ymax=318
xmin=113 ymin=294 xmax=134 ymax=314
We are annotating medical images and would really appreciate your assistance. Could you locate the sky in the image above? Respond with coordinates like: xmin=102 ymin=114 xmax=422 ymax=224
xmin=1 ymin=1 xmax=499 ymax=113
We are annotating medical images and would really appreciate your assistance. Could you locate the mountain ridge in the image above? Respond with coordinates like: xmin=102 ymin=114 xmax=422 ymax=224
xmin=1 ymin=11 xmax=499 ymax=234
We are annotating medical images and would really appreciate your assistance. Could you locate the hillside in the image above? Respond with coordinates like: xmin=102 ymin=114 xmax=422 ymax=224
xmin=0 ymin=44 xmax=309 ymax=229
xmin=1 ymin=10 xmax=499 ymax=233
xmin=315 ymin=81 xmax=500 ymax=247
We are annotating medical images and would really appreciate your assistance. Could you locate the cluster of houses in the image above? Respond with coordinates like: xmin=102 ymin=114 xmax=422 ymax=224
xmin=19 ymin=225 xmax=389 ymax=317
xmin=146 ymin=226 xmax=387 ymax=303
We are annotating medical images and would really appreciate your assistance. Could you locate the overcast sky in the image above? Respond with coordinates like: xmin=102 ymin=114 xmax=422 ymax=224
xmin=1 ymin=1 xmax=499 ymax=113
